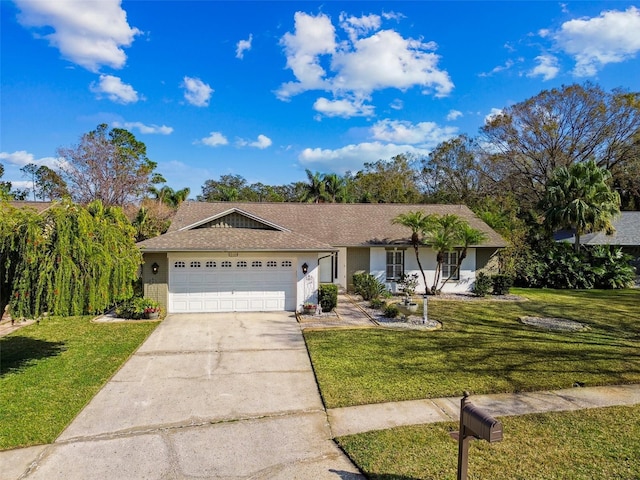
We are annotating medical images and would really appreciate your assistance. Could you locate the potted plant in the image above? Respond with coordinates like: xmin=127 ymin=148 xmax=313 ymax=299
xmin=398 ymin=273 xmax=419 ymax=311
xmin=138 ymin=298 xmax=161 ymax=319
xmin=302 ymin=303 xmax=317 ymax=315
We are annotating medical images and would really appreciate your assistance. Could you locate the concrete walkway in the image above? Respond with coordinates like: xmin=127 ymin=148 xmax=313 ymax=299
xmin=328 ymin=384 xmax=640 ymax=437
xmin=2 ymin=313 xmax=364 ymax=480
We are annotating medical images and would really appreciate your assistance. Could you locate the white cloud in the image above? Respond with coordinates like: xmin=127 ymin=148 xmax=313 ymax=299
xmin=112 ymin=121 xmax=173 ymax=135
xmin=277 ymin=11 xmax=453 ymax=116
xmin=250 ymin=135 xmax=272 ymax=149
xmin=313 ymin=97 xmax=375 ymax=118
xmin=299 ymin=141 xmax=429 ymax=173
xmin=528 ymin=54 xmax=560 ymax=81
xmin=553 ymin=6 xmax=640 ymax=76
xmin=237 ymin=134 xmax=273 ymax=149
xmin=479 ymin=59 xmax=514 ymax=77
xmin=182 ymin=76 xmax=213 ymax=107
xmin=332 ymin=30 xmax=453 ymax=96
xmin=390 ymin=99 xmax=404 ymax=110
xmin=277 ymin=12 xmax=336 ymax=100
xmin=339 ymin=12 xmax=382 ymax=43
xmin=446 ymin=109 xmax=463 ymax=121
xmin=90 ymin=75 xmax=140 ymax=103
xmin=236 ymin=34 xmax=253 ymax=59
xmin=0 ymin=150 xmax=35 ymax=167
xmin=15 ymin=0 xmax=140 ymax=72
xmin=199 ymin=132 xmax=228 ymax=147
xmin=0 ymin=150 xmax=63 ymax=169
xmin=370 ymin=119 xmax=457 ymax=147
xmin=484 ymin=108 xmax=504 ymax=124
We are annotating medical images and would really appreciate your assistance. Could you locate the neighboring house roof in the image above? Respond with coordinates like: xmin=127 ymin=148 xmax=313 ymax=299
xmin=139 ymin=201 xmax=506 ymax=252
xmin=554 ymin=212 xmax=640 ymax=246
xmin=7 ymin=201 xmax=55 ymax=213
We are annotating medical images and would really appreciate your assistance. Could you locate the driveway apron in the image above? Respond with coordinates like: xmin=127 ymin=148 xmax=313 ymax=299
xmin=17 ymin=313 xmax=363 ymax=479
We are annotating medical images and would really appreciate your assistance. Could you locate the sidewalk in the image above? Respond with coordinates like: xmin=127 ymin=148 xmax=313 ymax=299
xmin=328 ymin=383 xmax=640 ymax=437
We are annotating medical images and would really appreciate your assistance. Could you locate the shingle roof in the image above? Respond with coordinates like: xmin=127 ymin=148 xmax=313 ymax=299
xmin=561 ymin=212 xmax=640 ymax=246
xmin=138 ymin=226 xmax=336 ymax=252
xmin=7 ymin=201 xmax=55 ymax=213
xmin=139 ymin=201 xmax=506 ymax=252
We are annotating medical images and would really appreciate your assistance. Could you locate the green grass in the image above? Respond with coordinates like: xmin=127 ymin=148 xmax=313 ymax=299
xmin=337 ymin=405 xmax=640 ymax=480
xmin=304 ymin=289 xmax=640 ymax=408
xmin=0 ymin=316 xmax=157 ymax=450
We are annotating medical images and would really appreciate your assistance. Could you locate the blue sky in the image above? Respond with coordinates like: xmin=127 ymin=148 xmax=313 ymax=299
xmin=2 ymin=1 xmax=640 ymax=198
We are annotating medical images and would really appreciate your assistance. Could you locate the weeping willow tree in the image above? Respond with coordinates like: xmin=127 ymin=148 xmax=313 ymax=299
xmin=1 ymin=199 xmax=141 ymax=318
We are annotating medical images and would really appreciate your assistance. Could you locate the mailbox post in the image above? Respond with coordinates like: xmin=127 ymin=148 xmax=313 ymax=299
xmin=455 ymin=392 xmax=503 ymax=480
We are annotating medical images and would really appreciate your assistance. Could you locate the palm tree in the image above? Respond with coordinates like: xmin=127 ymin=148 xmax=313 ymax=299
xmin=300 ymin=169 xmax=326 ymax=203
xmin=425 ymin=214 xmax=465 ymax=294
xmin=323 ymin=173 xmax=346 ymax=203
xmin=437 ymin=222 xmax=487 ymax=293
xmin=149 ymin=185 xmax=191 ymax=207
xmin=392 ymin=211 xmax=436 ymax=294
xmin=542 ymin=160 xmax=620 ymax=251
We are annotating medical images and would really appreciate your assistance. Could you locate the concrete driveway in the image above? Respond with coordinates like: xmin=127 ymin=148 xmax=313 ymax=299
xmin=12 ymin=313 xmax=363 ymax=479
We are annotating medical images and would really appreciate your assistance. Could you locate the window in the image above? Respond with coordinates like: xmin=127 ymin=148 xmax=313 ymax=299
xmin=205 ymin=261 xmax=216 ymax=268
xmin=251 ymin=261 xmax=262 ymax=268
xmin=221 ymin=261 xmax=232 ymax=268
xmin=266 ymin=261 xmax=278 ymax=268
xmin=237 ymin=261 xmax=247 ymax=268
xmin=190 ymin=261 xmax=201 ymax=268
xmin=174 ymin=261 xmax=186 ymax=268
xmin=442 ymin=251 xmax=459 ymax=280
xmin=386 ymin=250 xmax=403 ymax=281
xmin=281 ymin=260 xmax=292 ymax=268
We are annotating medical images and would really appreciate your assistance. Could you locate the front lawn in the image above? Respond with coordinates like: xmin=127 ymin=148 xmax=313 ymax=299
xmin=337 ymin=404 xmax=640 ymax=480
xmin=304 ymin=289 xmax=640 ymax=408
xmin=0 ymin=316 xmax=157 ymax=450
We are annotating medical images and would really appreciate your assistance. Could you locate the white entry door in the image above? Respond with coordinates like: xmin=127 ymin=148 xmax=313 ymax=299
xmin=169 ymin=257 xmax=295 ymax=313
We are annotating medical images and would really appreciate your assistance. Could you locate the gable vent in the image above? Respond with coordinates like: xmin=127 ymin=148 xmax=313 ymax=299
xmin=196 ymin=212 xmax=276 ymax=230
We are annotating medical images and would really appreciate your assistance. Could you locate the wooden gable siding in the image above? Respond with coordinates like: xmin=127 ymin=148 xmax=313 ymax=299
xmin=196 ymin=212 xmax=276 ymax=230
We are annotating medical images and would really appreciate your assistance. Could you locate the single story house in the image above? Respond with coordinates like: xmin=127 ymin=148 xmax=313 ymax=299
xmin=554 ymin=211 xmax=640 ymax=258
xmin=137 ymin=202 xmax=506 ymax=313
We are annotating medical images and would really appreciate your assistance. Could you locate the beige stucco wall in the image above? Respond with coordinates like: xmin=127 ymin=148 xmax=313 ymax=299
xmin=142 ymin=252 xmax=168 ymax=309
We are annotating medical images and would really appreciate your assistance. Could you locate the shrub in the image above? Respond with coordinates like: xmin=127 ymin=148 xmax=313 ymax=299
xmin=115 ymin=298 xmax=142 ymax=319
xmin=353 ymin=273 xmax=387 ymax=301
xmin=472 ymin=272 xmax=492 ymax=297
xmin=397 ymin=273 xmax=419 ymax=297
xmin=383 ymin=303 xmax=400 ymax=318
xmin=514 ymin=242 xmax=635 ymax=290
xmin=588 ymin=245 xmax=636 ymax=289
xmin=319 ymin=283 xmax=338 ymax=312
xmin=370 ymin=298 xmax=385 ymax=309
xmin=115 ymin=297 xmax=159 ymax=319
xmin=491 ymin=274 xmax=514 ymax=295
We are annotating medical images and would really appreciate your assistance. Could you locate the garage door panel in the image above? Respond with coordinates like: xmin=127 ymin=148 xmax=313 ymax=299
xmin=169 ymin=257 xmax=295 ymax=313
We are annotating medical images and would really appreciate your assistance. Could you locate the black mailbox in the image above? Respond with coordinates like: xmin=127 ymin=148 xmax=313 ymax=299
xmin=462 ymin=402 xmax=503 ymax=443
xmin=454 ymin=392 xmax=503 ymax=480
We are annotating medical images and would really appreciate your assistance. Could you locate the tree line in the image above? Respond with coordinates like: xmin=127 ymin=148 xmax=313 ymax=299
xmin=1 ymin=82 xmax=637 ymax=318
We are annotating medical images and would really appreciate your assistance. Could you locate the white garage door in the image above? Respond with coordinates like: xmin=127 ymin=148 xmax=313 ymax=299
xmin=169 ymin=257 xmax=295 ymax=313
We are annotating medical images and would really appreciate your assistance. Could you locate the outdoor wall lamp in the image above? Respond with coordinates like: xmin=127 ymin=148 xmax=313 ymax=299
xmin=151 ymin=262 xmax=159 ymax=275
xmin=301 ymin=263 xmax=308 ymax=274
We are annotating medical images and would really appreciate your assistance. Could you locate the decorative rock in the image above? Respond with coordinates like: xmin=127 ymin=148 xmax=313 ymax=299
xmin=520 ymin=316 xmax=587 ymax=332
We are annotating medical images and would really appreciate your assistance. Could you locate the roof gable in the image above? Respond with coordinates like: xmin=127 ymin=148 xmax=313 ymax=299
xmin=180 ymin=208 xmax=289 ymax=233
